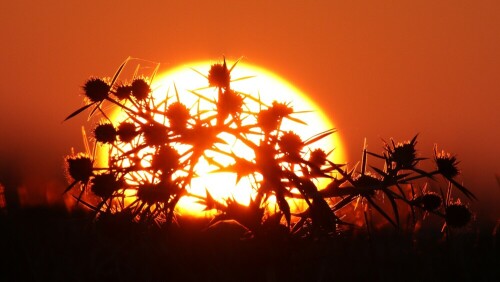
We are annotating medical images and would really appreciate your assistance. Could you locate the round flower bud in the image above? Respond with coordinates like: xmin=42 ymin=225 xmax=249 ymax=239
xmin=131 ymin=78 xmax=151 ymax=100
xmin=66 ymin=155 xmax=93 ymax=182
xmin=94 ymin=123 xmax=117 ymax=144
xmin=83 ymin=78 xmax=110 ymax=102
xmin=445 ymin=203 xmax=472 ymax=228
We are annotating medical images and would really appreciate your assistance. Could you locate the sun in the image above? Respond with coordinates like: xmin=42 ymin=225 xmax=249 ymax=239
xmin=104 ymin=59 xmax=345 ymax=217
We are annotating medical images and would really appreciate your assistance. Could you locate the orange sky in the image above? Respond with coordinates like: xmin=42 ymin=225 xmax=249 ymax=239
xmin=0 ymin=1 xmax=499 ymax=218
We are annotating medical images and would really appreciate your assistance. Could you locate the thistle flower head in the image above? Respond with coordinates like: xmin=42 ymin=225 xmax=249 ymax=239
xmin=114 ymin=84 xmax=132 ymax=100
xmin=166 ymin=102 xmax=191 ymax=131
xmin=66 ymin=154 xmax=93 ymax=182
xmin=279 ymin=131 xmax=303 ymax=159
xmin=208 ymin=59 xmax=230 ymax=88
xmin=142 ymin=123 xmax=168 ymax=146
xmin=257 ymin=102 xmax=293 ymax=132
xmin=445 ymin=203 xmax=472 ymax=228
xmin=434 ymin=147 xmax=460 ymax=179
xmin=117 ymin=122 xmax=137 ymax=143
xmin=83 ymin=77 xmax=110 ymax=102
xmin=309 ymin=148 xmax=328 ymax=167
xmin=386 ymin=137 xmax=418 ymax=169
xmin=93 ymin=122 xmax=117 ymax=144
xmin=414 ymin=192 xmax=442 ymax=211
xmin=151 ymin=145 xmax=181 ymax=174
xmin=218 ymin=89 xmax=244 ymax=118
xmin=90 ymin=173 xmax=123 ymax=199
xmin=131 ymin=78 xmax=151 ymax=100
xmin=257 ymin=109 xmax=279 ymax=132
xmin=270 ymin=101 xmax=293 ymax=119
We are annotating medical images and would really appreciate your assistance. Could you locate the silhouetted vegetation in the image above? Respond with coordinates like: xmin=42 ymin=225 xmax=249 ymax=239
xmin=63 ymin=57 xmax=478 ymax=239
xmin=0 ymin=57 xmax=497 ymax=281
xmin=1 ymin=205 xmax=498 ymax=281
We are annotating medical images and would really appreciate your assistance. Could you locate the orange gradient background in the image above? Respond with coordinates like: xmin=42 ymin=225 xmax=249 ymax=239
xmin=0 ymin=1 xmax=498 ymax=221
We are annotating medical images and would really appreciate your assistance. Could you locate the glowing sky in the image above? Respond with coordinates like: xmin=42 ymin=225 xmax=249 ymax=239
xmin=0 ymin=1 xmax=498 ymax=218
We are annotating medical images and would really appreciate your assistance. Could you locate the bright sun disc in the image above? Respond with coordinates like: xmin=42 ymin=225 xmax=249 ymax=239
xmin=105 ymin=60 xmax=345 ymax=217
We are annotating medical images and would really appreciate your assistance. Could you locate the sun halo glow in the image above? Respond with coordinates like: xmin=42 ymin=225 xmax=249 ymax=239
xmin=104 ymin=61 xmax=345 ymax=217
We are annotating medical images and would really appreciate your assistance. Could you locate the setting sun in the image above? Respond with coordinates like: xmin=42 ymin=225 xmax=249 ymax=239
xmin=4 ymin=2 xmax=498 ymax=279
xmin=103 ymin=59 xmax=345 ymax=217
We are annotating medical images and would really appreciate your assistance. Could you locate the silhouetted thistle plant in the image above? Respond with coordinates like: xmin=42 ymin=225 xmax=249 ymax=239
xmin=93 ymin=122 xmax=117 ymax=144
xmin=63 ymin=57 xmax=477 ymax=238
xmin=66 ymin=154 xmax=93 ymax=183
xmin=445 ymin=202 xmax=472 ymax=228
xmin=83 ymin=77 xmax=110 ymax=103
xmin=116 ymin=122 xmax=137 ymax=142
xmin=412 ymin=192 xmax=442 ymax=212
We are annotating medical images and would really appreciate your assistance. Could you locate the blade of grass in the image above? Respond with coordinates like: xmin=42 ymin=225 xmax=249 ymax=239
xmin=63 ymin=102 xmax=95 ymax=122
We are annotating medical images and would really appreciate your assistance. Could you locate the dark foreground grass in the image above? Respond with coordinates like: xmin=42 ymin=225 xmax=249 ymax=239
xmin=1 ymin=205 xmax=498 ymax=282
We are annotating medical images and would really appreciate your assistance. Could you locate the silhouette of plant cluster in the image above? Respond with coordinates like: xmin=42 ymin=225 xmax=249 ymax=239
xmin=64 ymin=57 xmax=475 ymax=238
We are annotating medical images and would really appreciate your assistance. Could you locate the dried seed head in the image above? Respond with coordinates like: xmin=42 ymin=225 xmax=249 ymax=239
xmin=166 ymin=102 xmax=191 ymax=131
xmin=257 ymin=109 xmax=279 ymax=132
xmin=66 ymin=155 xmax=93 ymax=182
xmin=258 ymin=102 xmax=294 ymax=132
xmin=218 ymin=89 xmax=243 ymax=118
xmin=114 ymin=84 xmax=132 ymax=100
xmin=353 ymin=174 xmax=381 ymax=196
xmin=151 ymin=146 xmax=181 ymax=174
xmin=445 ymin=203 xmax=472 ymax=228
xmin=208 ymin=60 xmax=230 ymax=88
xmin=91 ymin=173 xmax=123 ymax=199
xmin=93 ymin=123 xmax=117 ymax=144
xmin=388 ymin=141 xmax=417 ymax=169
xmin=117 ymin=122 xmax=137 ymax=143
xmin=83 ymin=77 xmax=110 ymax=102
xmin=279 ymin=131 xmax=303 ymax=158
xmin=131 ymin=78 xmax=151 ymax=100
xmin=435 ymin=149 xmax=460 ymax=179
xmin=309 ymin=148 xmax=328 ymax=167
xmin=142 ymin=123 xmax=168 ymax=146
xmin=270 ymin=101 xmax=293 ymax=119
xmin=417 ymin=192 xmax=442 ymax=211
